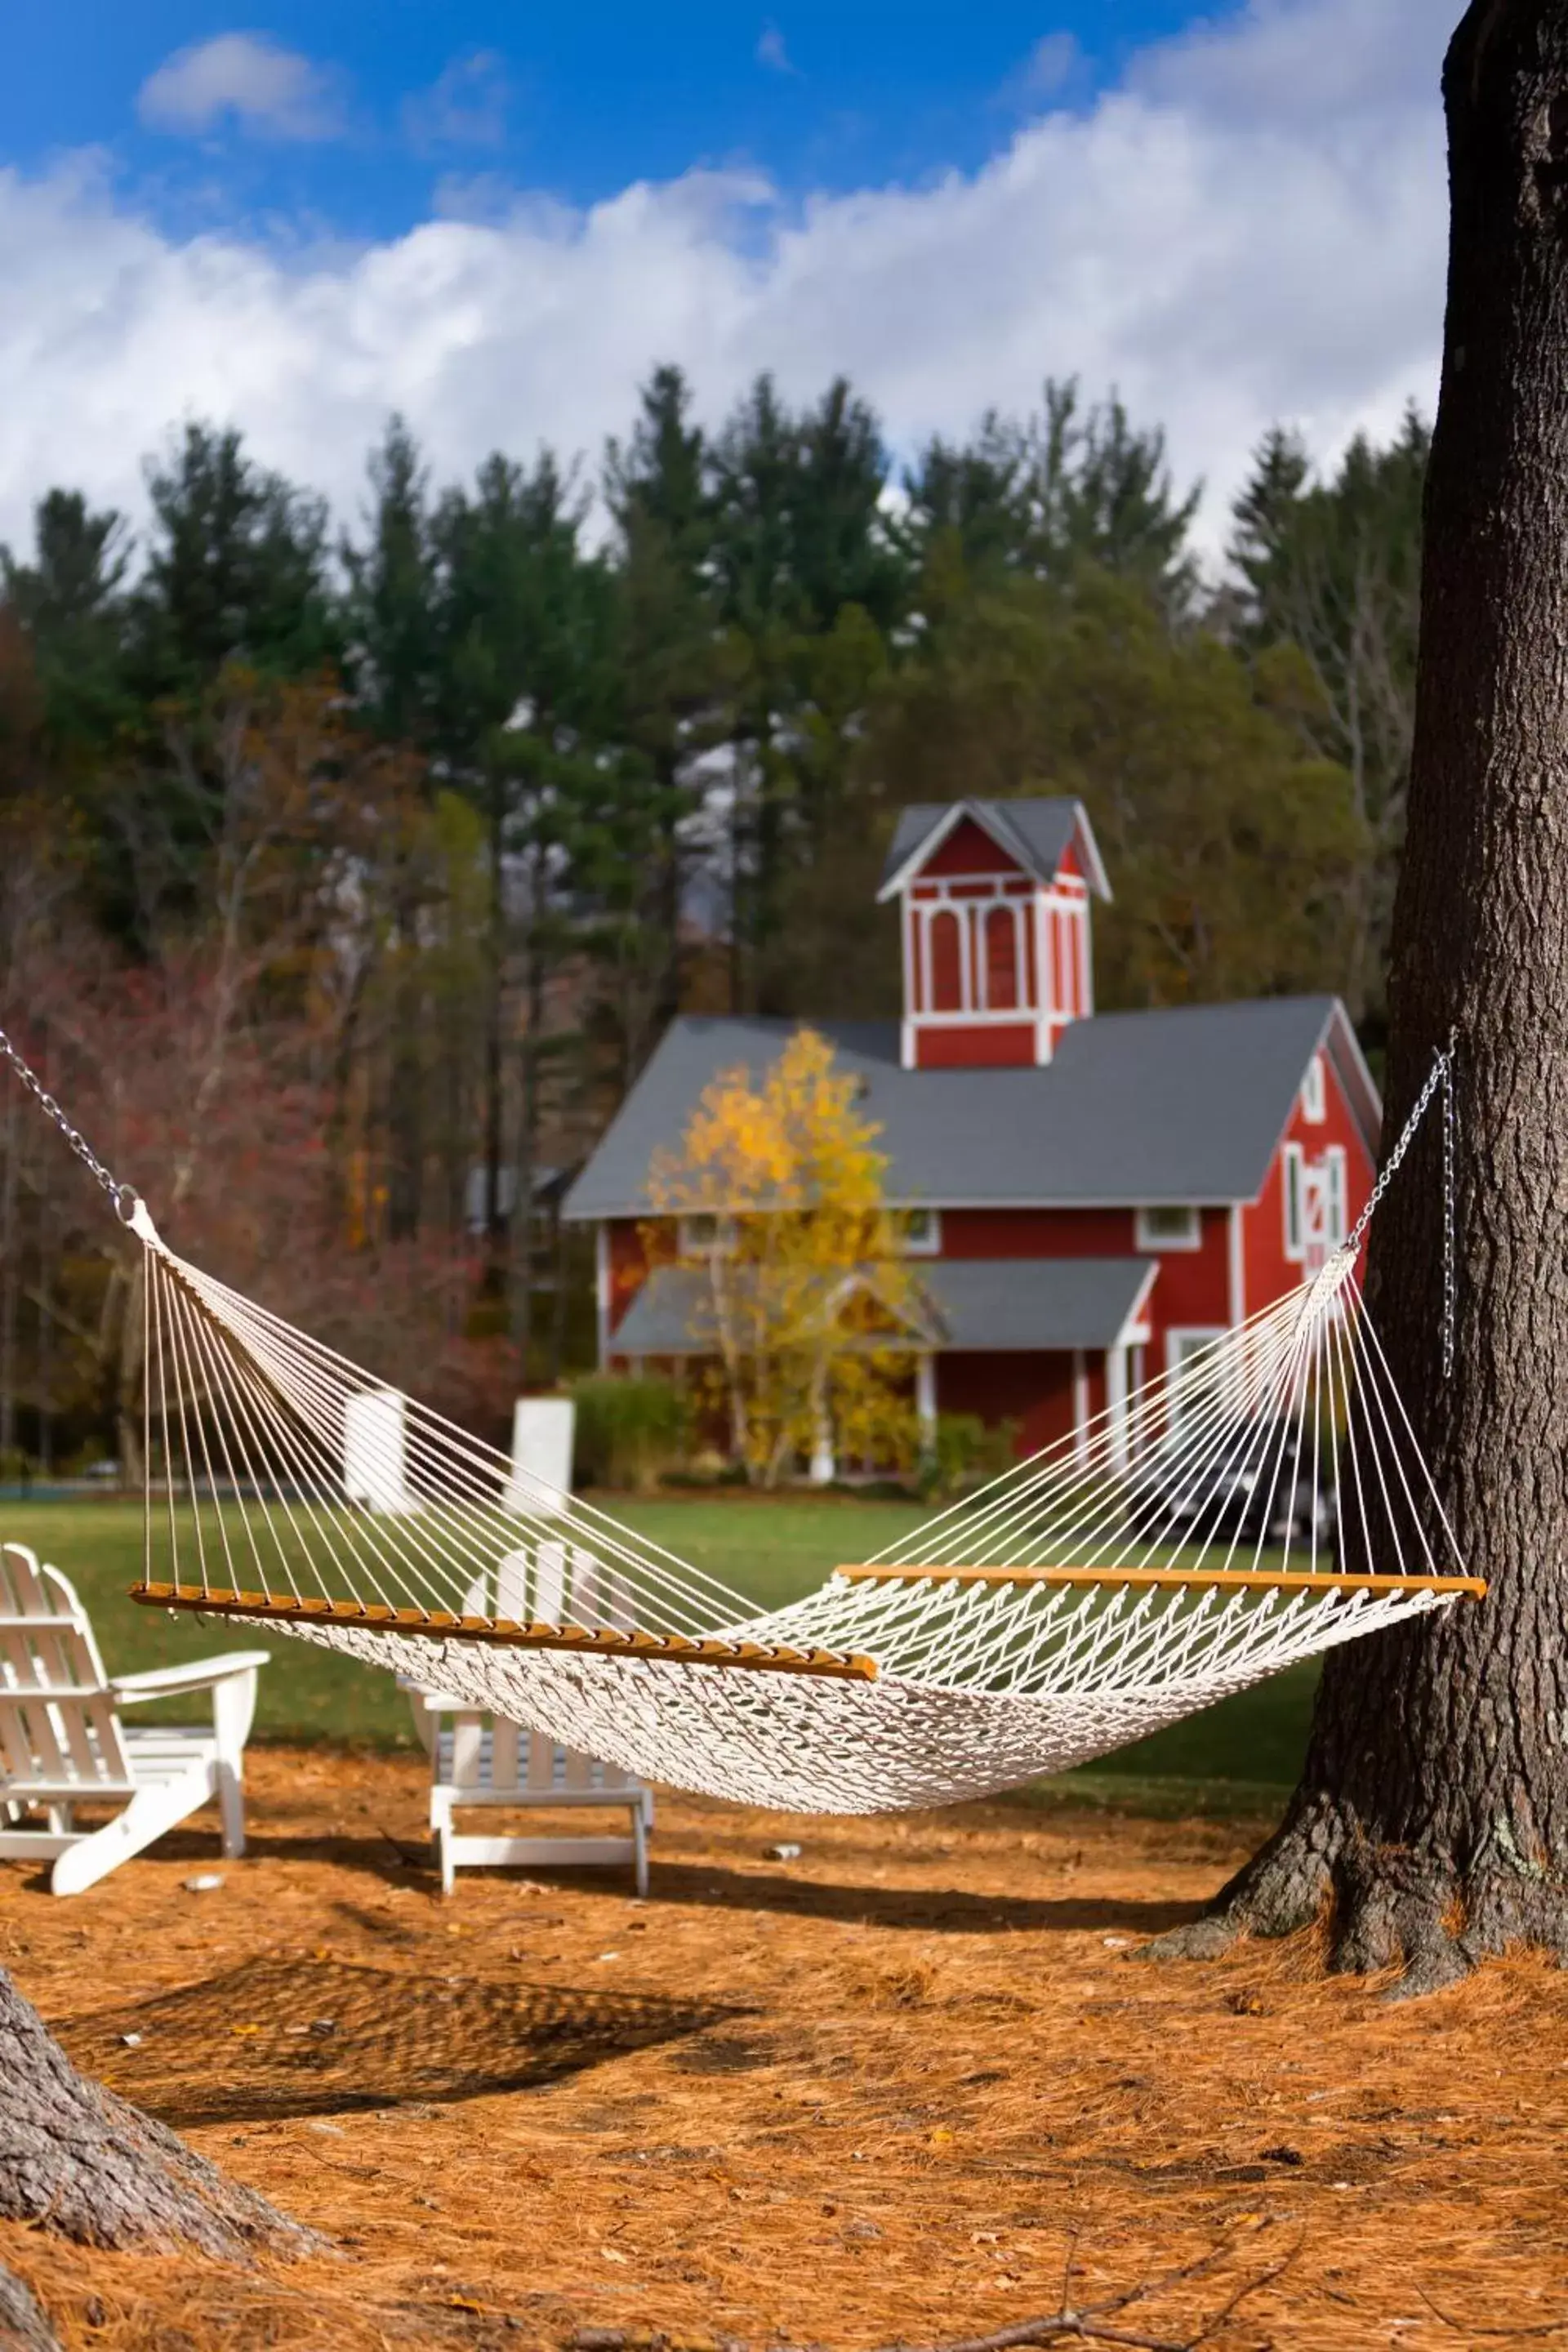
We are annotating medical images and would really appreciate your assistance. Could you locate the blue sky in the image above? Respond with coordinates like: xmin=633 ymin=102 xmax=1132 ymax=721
xmin=0 ymin=0 xmax=1450 ymax=564
xmin=6 ymin=5 xmax=1202 ymax=239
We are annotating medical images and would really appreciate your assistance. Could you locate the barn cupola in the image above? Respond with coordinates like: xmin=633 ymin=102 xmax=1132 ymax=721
xmin=877 ymin=798 xmax=1111 ymax=1071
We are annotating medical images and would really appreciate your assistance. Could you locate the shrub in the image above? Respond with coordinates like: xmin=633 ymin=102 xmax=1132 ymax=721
xmin=917 ymin=1412 xmax=1020 ymax=1503
xmin=568 ymin=1374 xmax=688 ymax=1493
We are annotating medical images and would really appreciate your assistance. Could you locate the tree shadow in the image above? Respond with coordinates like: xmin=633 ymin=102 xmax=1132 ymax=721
xmin=52 ymin=1955 xmax=745 ymax=2128
xmin=123 ymin=1819 xmax=1202 ymax=1937
xmin=543 ymin=1860 xmax=1201 ymax=1938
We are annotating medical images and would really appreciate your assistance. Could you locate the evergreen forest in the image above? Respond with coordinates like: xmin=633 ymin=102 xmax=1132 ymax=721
xmin=0 ymin=367 xmax=1429 ymax=1465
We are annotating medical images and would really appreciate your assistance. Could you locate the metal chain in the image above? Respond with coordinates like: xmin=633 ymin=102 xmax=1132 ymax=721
xmin=0 ymin=1025 xmax=139 ymax=1224
xmin=1341 ymin=1026 xmax=1460 ymax=1374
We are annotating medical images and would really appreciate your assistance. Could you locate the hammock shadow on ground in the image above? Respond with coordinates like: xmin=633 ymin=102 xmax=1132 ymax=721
xmin=53 ymin=1956 xmax=744 ymax=2130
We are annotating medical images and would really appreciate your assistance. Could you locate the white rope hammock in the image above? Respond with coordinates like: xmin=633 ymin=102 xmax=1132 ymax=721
xmin=0 ymin=1023 xmax=1483 ymax=1816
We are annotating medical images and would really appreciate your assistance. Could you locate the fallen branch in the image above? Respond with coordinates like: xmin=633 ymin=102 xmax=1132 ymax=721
xmin=1417 ymin=2285 xmax=1566 ymax=2339
xmin=867 ymin=2233 xmax=1296 ymax=2352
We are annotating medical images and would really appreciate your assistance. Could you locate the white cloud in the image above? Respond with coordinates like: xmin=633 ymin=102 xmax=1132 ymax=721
xmin=137 ymin=31 xmax=342 ymax=142
xmin=756 ymin=25 xmax=799 ymax=77
xmin=5 ymin=0 xmax=1447 ymax=568
xmin=1012 ymin=32 xmax=1080 ymax=102
xmin=403 ymin=51 xmax=510 ymax=153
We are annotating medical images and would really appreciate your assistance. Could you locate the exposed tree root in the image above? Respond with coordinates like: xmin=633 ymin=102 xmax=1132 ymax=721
xmin=0 ymin=1972 xmax=318 ymax=2260
xmin=1133 ymin=1793 xmax=1568 ymax=1998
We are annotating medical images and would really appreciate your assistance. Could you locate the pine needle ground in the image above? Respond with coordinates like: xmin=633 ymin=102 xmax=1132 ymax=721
xmin=0 ymin=1745 xmax=1562 ymax=2350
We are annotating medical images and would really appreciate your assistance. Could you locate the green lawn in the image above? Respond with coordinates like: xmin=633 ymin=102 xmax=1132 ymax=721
xmin=0 ymin=1498 xmax=1312 ymax=1813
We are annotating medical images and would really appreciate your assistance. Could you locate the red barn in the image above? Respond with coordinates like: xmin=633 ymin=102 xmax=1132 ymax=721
xmin=564 ymin=798 xmax=1379 ymax=1469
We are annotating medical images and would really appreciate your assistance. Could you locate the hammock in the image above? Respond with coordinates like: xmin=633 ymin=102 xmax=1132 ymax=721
xmin=2 ymin=1027 xmax=1482 ymax=1816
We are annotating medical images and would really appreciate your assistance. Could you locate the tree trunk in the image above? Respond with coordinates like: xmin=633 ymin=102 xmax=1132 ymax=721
xmin=0 ymin=1969 xmax=310 ymax=2260
xmin=0 ymin=2270 xmax=60 ymax=2352
xmin=1147 ymin=0 xmax=1568 ymax=1992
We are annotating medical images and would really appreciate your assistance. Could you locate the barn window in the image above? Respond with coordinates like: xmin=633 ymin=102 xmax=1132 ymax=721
xmin=1301 ymin=1053 xmax=1326 ymax=1123
xmin=929 ymin=909 xmax=963 ymax=1010
xmin=897 ymin=1208 xmax=942 ymax=1256
xmin=984 ymin=906 xmax=1018 ymax=1009
xmin=1135 ymin=1205 xmax=1200 ymax=1250
xmin=1282 ymin=1143 xmax=1305 ymax=1261
xmin=1322 ymin=1147 xmax=1348 ymax=1245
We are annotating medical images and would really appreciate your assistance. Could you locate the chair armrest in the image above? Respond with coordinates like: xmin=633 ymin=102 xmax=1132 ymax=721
xmin=111 ymin=1650 xmax=270 ymax=1701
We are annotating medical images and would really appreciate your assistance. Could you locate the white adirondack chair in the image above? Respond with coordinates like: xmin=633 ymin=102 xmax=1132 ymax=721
xmin=401 ymin=1533 xmax=653 ymax=1898
xmin=0 ymin=1542 xmax=268 ymax=1895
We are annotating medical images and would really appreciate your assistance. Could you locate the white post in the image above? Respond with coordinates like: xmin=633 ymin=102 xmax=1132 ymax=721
xmin=809 ymin=1408 xmax=835 ymax=1486
xmin=1071 ymin=1349 xmax=1089 ymax=1466
xmin=595 ymin=1226 xmax=611 ymax=1367
xmin=1107 ymin=1344 xmax=1129 ymax=1477
xmin=915 ymin=1352 xmax=938 ymax=1460
xmin=343 ymin=1389 xmax=410 ymax=1514
xmin=506 ymin=1396 xmax=575 ymax=1517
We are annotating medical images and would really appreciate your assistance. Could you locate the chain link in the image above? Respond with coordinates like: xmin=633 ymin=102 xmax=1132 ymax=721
xmin=1340 ymin=1026 xmax=1459 ymax=1376
xmin=0 ymin=1025 xmax=139 ymax=1224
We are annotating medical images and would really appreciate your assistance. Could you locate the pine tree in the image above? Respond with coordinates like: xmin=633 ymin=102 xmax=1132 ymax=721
xmin=599 ymin=365 xmax=728 ymax=1069
xmin=1228 ymin=409 xmax=1430 ymax=1042
xmin=0 ymin=490 xmax=133 ymax=763
xmin=130 ymin=422 xmax=336 ymax=702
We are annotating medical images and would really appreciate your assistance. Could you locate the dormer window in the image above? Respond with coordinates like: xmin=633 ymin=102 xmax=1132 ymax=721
xmin=929 ymin=909 xmax=963 ymax=1010
xmin=984 ymin=906 xmax=1019 ymax=1009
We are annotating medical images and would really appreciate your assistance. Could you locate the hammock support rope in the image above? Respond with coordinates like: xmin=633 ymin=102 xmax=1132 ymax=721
xmin=1 ymin=1022 xmax=1482 ymax=1816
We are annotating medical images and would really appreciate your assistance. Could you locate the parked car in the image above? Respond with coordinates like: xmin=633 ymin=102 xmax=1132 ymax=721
xmin=1125 ymin=1419 xmax=1337 ymax=1552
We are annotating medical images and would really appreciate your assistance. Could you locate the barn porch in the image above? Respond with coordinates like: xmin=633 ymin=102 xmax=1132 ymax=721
xmin=608 ymin=1255 xmax=1157 ymax=1477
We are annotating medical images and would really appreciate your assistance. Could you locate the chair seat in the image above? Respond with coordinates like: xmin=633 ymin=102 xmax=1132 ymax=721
xmin=434 ymin=1725 xmax=633 ymax=1799
xmin=2 ymin=1725 xmax=219 ymax=1803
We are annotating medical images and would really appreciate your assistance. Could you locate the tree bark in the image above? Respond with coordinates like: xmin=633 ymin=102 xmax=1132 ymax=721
xmin=0 ymin=2263 xmax=61 ymax=2352
xmin=1147 ymin=0 xmax=1568 ymax=1991
xmin=0 ymin=1971 xmax=311 ymax=2258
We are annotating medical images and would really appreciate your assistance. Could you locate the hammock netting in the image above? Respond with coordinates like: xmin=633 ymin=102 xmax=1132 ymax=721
xmin=124 ymin=1190 xmax=1479 ymax=1817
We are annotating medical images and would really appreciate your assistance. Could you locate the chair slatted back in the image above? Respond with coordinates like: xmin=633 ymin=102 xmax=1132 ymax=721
xmin=0 ymin=1544 xmax=131 ymax=1788
xmin=452 ymin=1541 xmax=639 ymax=1799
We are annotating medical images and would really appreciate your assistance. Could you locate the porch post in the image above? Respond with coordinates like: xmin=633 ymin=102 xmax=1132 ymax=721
xmin=915 ymin=1352 xmax=938 ymax=1460
xmin=1107 ymin=1343 xmax=1129 ymax=1477
xmin=595 ymin=1226 xmax=611 ymax=1369
xmin=1071 ymin=1348 xmax=1089 ymax=1463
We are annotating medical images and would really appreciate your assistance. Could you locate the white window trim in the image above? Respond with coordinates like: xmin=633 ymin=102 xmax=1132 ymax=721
xmin=1134 ymin=1204 xmax=1202 ymax=1253
xmin=1282 ymin=1142 xmax=1306 ymax=1262
xmin=1322 ymin=1144 xmax=1348 ymax=1247
xmin=898 ymin=1208 xmax=942 ymax=1257
xmin=1300 ymin=1053 xmax=1326 ymax=1124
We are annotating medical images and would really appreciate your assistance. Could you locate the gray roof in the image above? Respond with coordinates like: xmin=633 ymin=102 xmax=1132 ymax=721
xmin=611 ymin=1257 xmax=1156 ymax=1357
xmin=877 ymin=798 xmax=1110 ymax=899
xmin=565 ymin=996 xmax=1374 ymax=1221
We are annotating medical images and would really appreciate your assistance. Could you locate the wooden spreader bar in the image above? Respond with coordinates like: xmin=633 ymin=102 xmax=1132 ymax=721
xmin=131 ymin=1583 xmax=880 ymax=1682
xmin=837 ymin=1563 xmax=1487 ymax=1599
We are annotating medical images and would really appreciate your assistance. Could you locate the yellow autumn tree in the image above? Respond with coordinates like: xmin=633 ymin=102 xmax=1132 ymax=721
xmin=647 ymin=1029 xmax=928 ymax=1487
